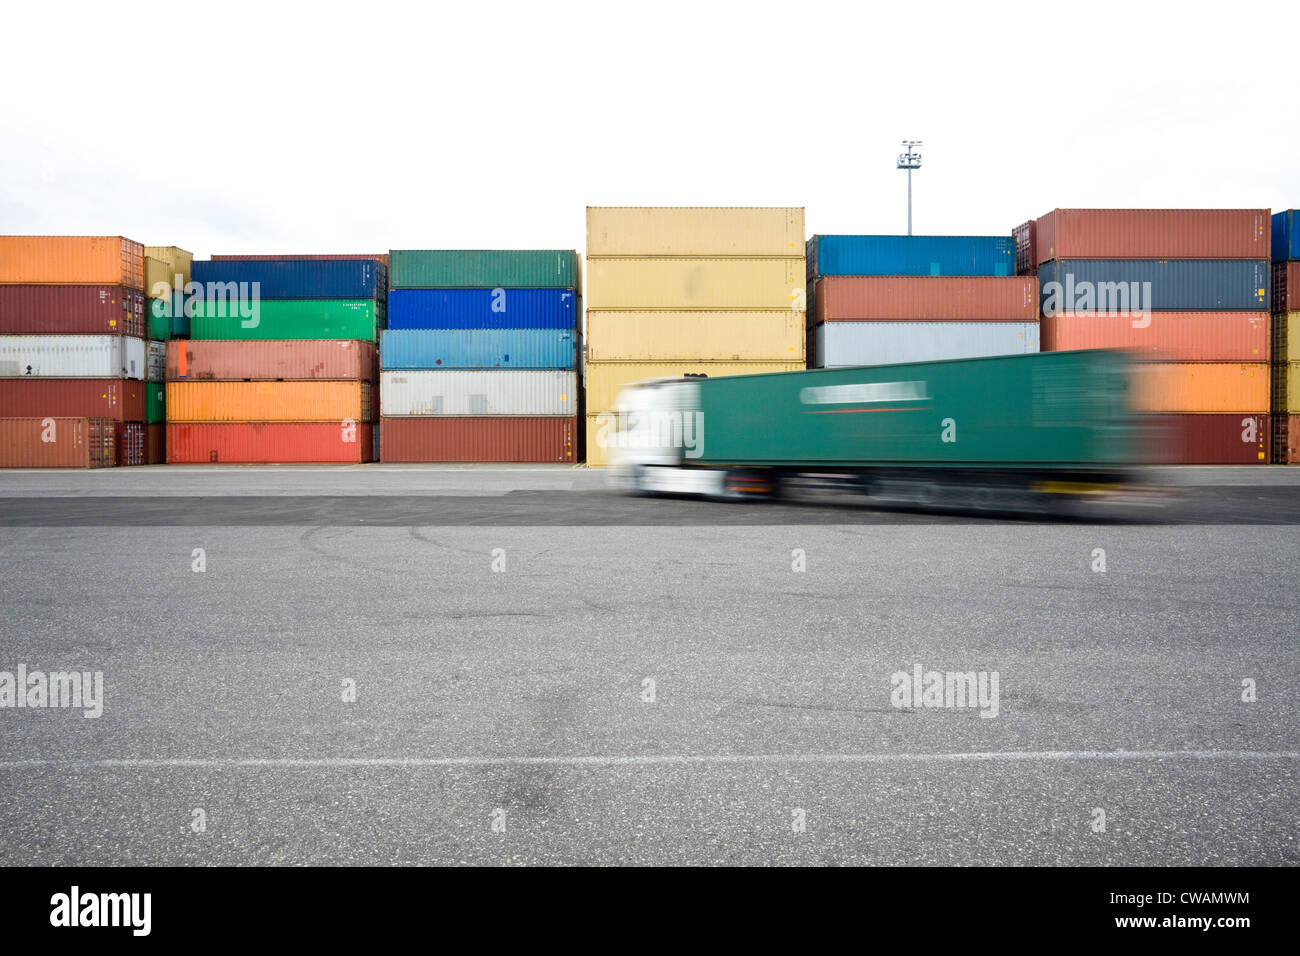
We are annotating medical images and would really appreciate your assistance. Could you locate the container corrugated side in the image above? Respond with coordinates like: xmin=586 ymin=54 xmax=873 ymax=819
xmin=585 ymin=415 xmax=612 ymax=467
xmin=586 ymin=208 xmax=804 ymax=257
xmin=815 ymin=322 xmax=1039 ymax=368
xmin=388 ymin=250 xmax=579 ymax=290
xmin=1038 ymin=260 xmax=1270 ymax=312
xmin=166 ymin=340 xmax=378 ymax=382
xmin=165 ymin=381 xmax=373 ymax=422
xmin=144 ymin=246 xmax=193 ymax=287
xmin=585 ymin=311 xmax=805 ymax=362
xmin=1273 ymin=414 xmax=1300 ymax=463
xmin=1035 ymin=209 xmax=1270 ymax=265
xmin=1272 ymin=210 xmax=1300 ymax=262
xmin=1012 ymin=220 xmax=1037 ymax=276
xmin=1273 ymin=313 xmax=1298 ymax=363
xmin=0 ymin=379 xmax=147 ymax=421
xmin=0 ymin=334 xmax=147 ymax=379
xmin=1140 ymin=414 xmax=1270 ymax=463
xmin=0 ymin=285 xmax=146 ymax=337
xmin=584 ymin=361 xmax=805 ymax=414
xmin=380 ymin=417 xmax=576 ymax=462
xmin=146 ymin=382 xmax=166 ymax=423
xmin=586 ymin=258 xmax=804 ymax=310
xmin=190 ymin=259 xmax=386 ymax=299
xmin=1273 ymin=262 xmax=1299 ymax=313
xmin=188 ymin=299 xmax=381 ymax=341
xmin=166 ymin=423 xmax=374 ymax=464
xmin=115 ymin=422 xmax=145 ymax=467
xmin=812 ymin=276 xmax=1039 ymax=321
xmin=807 ymin=235 xmax=1014 ymax=278
xmin=380 ymin=329 xmax=576 ymax=370
xmin=387 ymin=289 xmax=577 ymax=330
xmin=147 ymin=340 xmax=166 ymax=380
xmin=144 ymin=257 xmax=173 ymax=299
xmin=1130 ymin=363 xmax=1269 ymax=413
xmin=0 ymin=417 xmax=116 ymax=468
xmin=1041 ymin=312 xmax=1270 ymax=362
xmin=144 ymin=423 xmax=165 ymax=463
xmin=210 ymin=253 xmax=388 ymax=269
xmin=380 ymin=370 xmax=577 ymax=417
xmin=0 ymin=236 xmax=144 ymax=288
xmin=1273 ymin=362 xmax=1300 ymax=414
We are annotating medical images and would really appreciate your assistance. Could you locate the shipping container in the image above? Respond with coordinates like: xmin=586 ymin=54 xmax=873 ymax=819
xmin=0 ymin=334 xmax=147 ymax=378
xmin=1034 ymin=209 xmax=1270 ymax=265
xmin=190 ymin=259 xmax=386 ymax=299
xmin=211 ymin=253 xmax=388 ymax=269
xmin=144 ymin=246 xmax=192 ymax=286
xmin=380 ymin=329 xmax=576 ymax=370
xmin=0 ymin=236 xmax=144 ymax=288
xmin=585 ymin=415 xmax=612 ymax=467
xmin=1273 ymin=312 xmax=1298 ymax=363
xmin=812 ymin=275 xmax=1039 ymax=322
xmin=388 ymin=250 xmax=579 ymax=290
xmin=166 ymin=339 xmax=379 ymax=382
xmin=188 ymin=299 xmax=381 ymax=341
xmin=146 ymin=382 xmax=165 ymax=423
xmin=0 ymin=417 xmax=116 ymax=468
xmin=1273 ymin=362 xmax=1300 ymax=413
xmin=0 ymin=379 xmax=147 ymax=420
xmin=1273 ymin=262 xmax=1299 ymax=314
xmin=115 ymin=422 xmax=145 ymax=467
xmin=1130 ymin=363 xmax=1268 ymax=413
xmin=0 ymin=285 xmax=146 ymax=338
xmin=144 ymin=422 xmax=165 ymax=464
xmin=1272 ymin=210 xmax=1300 ymax=262
xmin=1273 ymin=414 xmax=1300 ymax=464
xmin=165 ymin=381 xmax=373 ymax=422
xmin=147 ymin=340 xmax=166 ymax=381
xmin=586 ymin=207 xmax=804 ymax=257
xmin=144 ymin=257 xmax=173 ymax=299
xmin=380 ymin=416 xmax=577 ymax=463
xmin=814 ymin=322 xmax=1039 ymax=368
xmin=387 ymin=289 xmax=577 ymax=330
xmin=585 ymin=311 xmax=805 ymax=362
xmin=1140 ymin=414 xmax=1270 ymax=464
xmin=1038 ymin=260 xmax=1270 ymax=312
xmin=1041 ymin=312 xmax=1270 ymax=362
xmin=166 ymin=422 xmax=374 ymax=464
xmin=586 ymin=258 xmax=804 ymax=310
xmin=380 ymin=370 xmax=577 ymax=417
xmin=807 ymin=235 xmax=1014 ymax=278
xmin=149 ymin=294 xmax=190 ymax=339
xmin=584 ymin=361 xmax=805 ymax=414
xmin=1012 ymin=219 xmax=1037 ymax=276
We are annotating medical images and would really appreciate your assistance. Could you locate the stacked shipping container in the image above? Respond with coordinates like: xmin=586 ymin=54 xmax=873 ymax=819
xmin=166 ymin=258 xmax=384 ymax=462
xmin=584 ymin=208 xmax=806 ymax=466
xmin=806 ymin=235 xmax=1036 ymax=367
xmin=1271 ymin=209 xmax=1300 ymax=463
xmin=0 ymin=236 xmax=152 ymax=466
xmin=1024 ymin=209 xmax=1271 ymax=463
xmin=379 ymin=251 xmax=580 ymax=462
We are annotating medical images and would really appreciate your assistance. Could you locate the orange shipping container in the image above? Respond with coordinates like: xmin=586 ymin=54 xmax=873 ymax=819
xmin=1131 ymin=363 xmax=1268 ymax=413
xmin=1041 ymin=312 xmax=1270 ymax=362
xmin=166 ymin=381 xmax=373 ymax=422
xmin=0 ymin=236 xmax=145 ymax=289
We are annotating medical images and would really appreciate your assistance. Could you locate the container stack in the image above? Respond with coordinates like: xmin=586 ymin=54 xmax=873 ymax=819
xmin=0 ymin=236 xmax=150 ymax=467
xmin=1272 ymin=209 xmax=1300 ymax=463
xmin=807 ymin=235 xmax=1036 ymax=367
xmin=584 ymin=207 xmax=806 ymax=466
xmin=142 ymin=245 xmax=193 ymax=464
xmin=165 ymin=258 xmax=384 ymax=463
xmin=379 ymin=250 xmax=580 ymax=462
xmin=1027 ymin=209 xmax=1271 ymax=463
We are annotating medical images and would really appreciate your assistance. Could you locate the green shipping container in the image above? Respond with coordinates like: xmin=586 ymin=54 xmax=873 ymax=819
xmin=685 ymin=350 xmax=1134 ymax=467
xmin=189 ymin=299 xmax=382 ymax=341
xmin=389 ymin=250 xmax=580 ymax=290
xmin=149 ymin=296 xmax=190 ymax=340
xmin=146 ymin=382 xmax=165 ymax=424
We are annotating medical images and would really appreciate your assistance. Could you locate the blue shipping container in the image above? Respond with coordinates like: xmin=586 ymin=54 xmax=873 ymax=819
xmin=191 ymin=260 xmax=387 ymax=300
xmin=387 ymin=289 xmax=578 ymax=330
xmin=1273 ymin=210 xmax=1300 ymax=262
xmin=1037 ymin=260 xmax=1269 ymax=313
xmin=380 ymin=329 xmax=577 ymax=370
xmin=808 ymin=235 xmax=1015 ymax=278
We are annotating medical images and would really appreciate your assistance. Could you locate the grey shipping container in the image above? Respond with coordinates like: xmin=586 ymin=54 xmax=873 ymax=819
xmin=814 ymin=322 xmax=1039 ymax=368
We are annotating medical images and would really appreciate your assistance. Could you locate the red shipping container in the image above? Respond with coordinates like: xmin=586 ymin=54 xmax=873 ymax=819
xmin=115 ymin=422 xmax=145 ymax=466
xmin=1273 ymin=414 xmax=1300 ymax=464
xmin=0 ymin=285 xmax=147 ymax=338
xmin=210 ymin=253 xmax=390 ymax=269
xmin=166 ymin=422 xmax=374 ymax=464
xmin=0 ymin=379 xmax=147 ymax=421
xmin=1141 ymin=413 xmax=1270 ymax=464
xmin=1272 ymin=262 xmax=1299 ymax=314
xmin=144 ymin=423 xmax=165 ymax=464
xmin=1041 ymin=312 xmax=1270 ymax=362
xmin=1035 ymin=209 xmax=1271 ymax=266
xmin=1012 ymin=219 xmax=1037 ymax=276
xmin=812 ymin=276 xmax=1039 ymax=322
xmin=380 ymin=416 xmax=576 ymax=463
xmin=167 ymin=339 xmax=378 ymax=382
xmin=0 ymin=417 xmax=116 ymax=468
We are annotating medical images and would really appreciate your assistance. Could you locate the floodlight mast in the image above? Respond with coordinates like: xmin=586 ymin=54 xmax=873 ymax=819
xmin=897 ymin=140 xmax=923 ymax=236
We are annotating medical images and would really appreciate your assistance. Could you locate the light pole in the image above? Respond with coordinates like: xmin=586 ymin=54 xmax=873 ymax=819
xmin=897 ymin=140 xmax=922 ymax=236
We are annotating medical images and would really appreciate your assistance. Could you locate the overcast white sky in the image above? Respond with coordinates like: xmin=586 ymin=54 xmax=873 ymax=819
xmin=2 ymin=0 xmax=1297 ymax=258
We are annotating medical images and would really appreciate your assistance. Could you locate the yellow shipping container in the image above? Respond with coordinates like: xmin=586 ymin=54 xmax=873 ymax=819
xmin=586 ymin=310 xmax=806 ymax=362
xmin=166 ymin=381 xmax=373 ymax=423
xmin=145 ymin=245 xmax=193 ymax=287
xmin=586 ymin=258 xmax=806 ymax=311
xmin=585 ymin=415 xmax=612 ymax=467
xmin=1131 ymin=363 xmax=1268 ymax=413
xmin=587 ymin=207 xmax=804 ymax=257
xmin=1273 ymin=362 xmax=1300 ymax=413
xmin=585 ymin=361 xmax=805 ymax=415
xmin=144 ymin=257 xmax=174 ymax=297
xmin=1272 ymin=312 xmax=1297 ymax=363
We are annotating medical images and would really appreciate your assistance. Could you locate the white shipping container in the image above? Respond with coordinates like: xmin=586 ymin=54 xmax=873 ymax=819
xmin=147 ymin=341 xmax=167 ymax=382
xmin=381 ymin=370 xmax=578 ymax=417
xmin=815 ymin=322 xmax=1039 ymax=368
xmin=0 ymin=334 xmax=147 ymax=379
